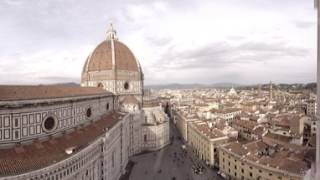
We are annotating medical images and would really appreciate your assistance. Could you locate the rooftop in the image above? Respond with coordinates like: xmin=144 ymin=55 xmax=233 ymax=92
xmin=222 ymin=140 xmax=310 ymax=176
xmin=0 ymin=111 xmax=125 ymax=177
xmin=0 ymin=85 xmax=112 ymax=101
xmin=143 ymin=98 xmax=160 ymax=108
xmin=192 ymin=121 xmax=226 ymax=139
xmin=210 ymin=108 xmax=241 ymax=114
xmin=231 ymin=119 xmax=258 ymax=130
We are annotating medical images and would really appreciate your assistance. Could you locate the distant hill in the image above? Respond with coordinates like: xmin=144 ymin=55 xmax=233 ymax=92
xmin=43 ymin=82 xmax=316 ymax=92
xmin=145 ymin=83 xmax=241 ymax=90
xmin=146 ymin=82 xmax=317 ymax=91
xmin=41 ymin=82 xmax=80 ymax=87
xmin=239 ymin=82 xmax=316 ymax=92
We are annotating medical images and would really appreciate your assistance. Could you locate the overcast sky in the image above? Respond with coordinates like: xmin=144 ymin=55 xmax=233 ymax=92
xmin=0 ymin=0 xmax=316 ymax=85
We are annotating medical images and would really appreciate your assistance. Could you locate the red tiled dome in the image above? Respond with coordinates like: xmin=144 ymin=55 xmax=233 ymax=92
xmin=83 ymin=40 xmax=139 ymax=72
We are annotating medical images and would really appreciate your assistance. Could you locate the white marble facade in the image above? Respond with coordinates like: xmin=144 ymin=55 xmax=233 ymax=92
xmin=141 ymin=105 xmax=170 ymax=151
xmin=0 ymin=94 xmax=169 ymax=180
xmin=0 ymin=110 xmax=130 ymax=180
xmin=0 ymin=95 xmax=114 ymax=148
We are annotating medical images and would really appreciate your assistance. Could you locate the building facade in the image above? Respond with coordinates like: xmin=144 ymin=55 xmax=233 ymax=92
xmin=187 ymin=121 xmax=229 ymax=167
xmin=141 ymin=97 xmax=170 ymax=151
xmin=174 ymin=110 xmax=198 ymax=142
xmin=219 ymin=140 xmax=309 ymax=180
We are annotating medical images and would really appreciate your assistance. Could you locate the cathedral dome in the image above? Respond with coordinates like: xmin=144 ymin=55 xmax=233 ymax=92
xmin=81 ymin=24 xmax=143 ymax=96
xmin=83 ymin=40 xmax=139 ymax=72
xmin=82 ymin=24 xmax=140 ymax=74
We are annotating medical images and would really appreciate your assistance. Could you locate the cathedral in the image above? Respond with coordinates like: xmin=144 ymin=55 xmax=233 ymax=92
xmin=0 ymin=24 xmax=170 ymax=180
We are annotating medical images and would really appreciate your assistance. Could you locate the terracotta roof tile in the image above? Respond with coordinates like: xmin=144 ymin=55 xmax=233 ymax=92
xmin=232 ymin=119 xmax=258 ymax=130
xmin=0 ymin=85 xmax=111 ymax=101
xmin=86 ymin=40 xmax=138 ymax=72
xmin=120 ymin=95 xmax=139 ymax=104
xmin=0 ymin=112 xmax=125 ymax=176
xmin=222 ymin=140 xmax=310 ymax=175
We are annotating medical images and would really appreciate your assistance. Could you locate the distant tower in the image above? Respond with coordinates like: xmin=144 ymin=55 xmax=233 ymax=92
xmin=269 ymin=81 xmax=273 ymax=101
xmin=258 ymin=84 xmax=262 ymax=97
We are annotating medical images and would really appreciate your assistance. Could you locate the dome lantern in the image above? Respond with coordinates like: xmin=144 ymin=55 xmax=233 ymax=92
xmin=106 ymin=23 xmax=118 ymax=40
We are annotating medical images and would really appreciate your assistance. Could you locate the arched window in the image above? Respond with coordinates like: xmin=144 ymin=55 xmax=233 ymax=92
xmin=124 ymin=82 xmax=129 ymax=90
xmin=97 ymin=83 xmax=104 ymax=88
xmin=14 ymin=118 xmax=18 ymax=127
xmin=86 ymin=108 xmax=92 ymax=118
xmin=15 ymin=131 xmax=19 ymax=139
xmin=106 ymin=103 xmax=110 ymax=110
xmin=112 ymin=151 xmax=115 ymax=168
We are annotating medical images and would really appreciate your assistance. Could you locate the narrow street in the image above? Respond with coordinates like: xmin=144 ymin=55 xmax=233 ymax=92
xmin=128 ymin=120 xmax=223 ymax=180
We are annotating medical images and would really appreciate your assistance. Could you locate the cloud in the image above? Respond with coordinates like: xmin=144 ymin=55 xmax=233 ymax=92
xmin=0 ymin=0 xmax=316 ymax=85
xmin=146 ymin=36 xmax=173 ymax=47
xmin=150 ymin=40 xmax=309 ymax=71
xmin=294 ymin=21 xmax=315 ymax=29
xmin=39 ymin=76 xmax=80 ymax=84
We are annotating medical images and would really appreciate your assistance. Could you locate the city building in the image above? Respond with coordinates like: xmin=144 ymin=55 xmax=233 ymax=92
xmin=219 ymin=140 xmax=310 ymax=180
xmin=230 ymin=119 xmax=261 ymax=140
xmin=161 ymin=81 xmax=315 ymax=179
xmin=305 ymin=100 xmax=317 ymax=116
xmin=141 ymin=97 xmax=170 ymax=151
xmin=209 ymin=108 xmax=241 ymax=122
xmin=173 ymin=108 xmax=198 ymax=142
xmin=187 ymin=120 xmax=232 ymax=167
